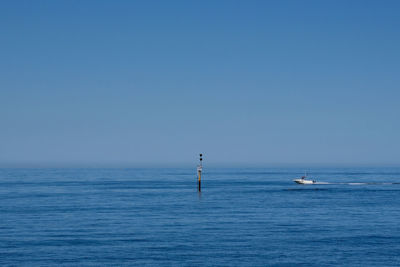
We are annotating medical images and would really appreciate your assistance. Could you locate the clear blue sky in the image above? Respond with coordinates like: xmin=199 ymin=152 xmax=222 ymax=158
xmin=1 ymin=0 xmax=399 ymax=167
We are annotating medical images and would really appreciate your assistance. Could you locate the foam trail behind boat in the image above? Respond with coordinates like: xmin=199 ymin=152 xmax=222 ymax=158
xmin=311 ymin=182 xmax=400 ymax=185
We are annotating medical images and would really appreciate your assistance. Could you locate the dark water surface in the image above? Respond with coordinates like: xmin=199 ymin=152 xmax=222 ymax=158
xmin=1 ymin=168 xmax=400 ymax=266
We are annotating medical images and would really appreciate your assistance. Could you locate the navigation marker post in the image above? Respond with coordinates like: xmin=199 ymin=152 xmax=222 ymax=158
xmin=197 ymin=154 xmax=203 ymax=192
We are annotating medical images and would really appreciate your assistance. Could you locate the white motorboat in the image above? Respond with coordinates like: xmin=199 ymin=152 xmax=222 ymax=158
xmin=293 ymin=174 xmax=316 ymax=184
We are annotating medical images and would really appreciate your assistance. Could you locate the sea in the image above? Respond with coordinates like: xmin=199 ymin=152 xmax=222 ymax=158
xmin=1 ymin=167 xmax=400 ymax=266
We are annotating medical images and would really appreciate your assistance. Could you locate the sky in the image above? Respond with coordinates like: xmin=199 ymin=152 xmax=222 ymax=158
xmin=1 ymin=0 xmax=399 ymax=167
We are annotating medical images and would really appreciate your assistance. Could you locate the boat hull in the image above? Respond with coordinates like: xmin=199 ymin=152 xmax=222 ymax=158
xmin=293 ymin=179 xmax=315 ymax=184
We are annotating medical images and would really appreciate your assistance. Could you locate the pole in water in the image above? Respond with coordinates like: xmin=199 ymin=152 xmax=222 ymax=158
xmin=197 ymin=153 xmax=203 ymax=192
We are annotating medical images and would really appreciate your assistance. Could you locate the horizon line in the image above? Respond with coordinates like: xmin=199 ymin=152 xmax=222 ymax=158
xmin=0 ymin=162 xmax=399 ymax=168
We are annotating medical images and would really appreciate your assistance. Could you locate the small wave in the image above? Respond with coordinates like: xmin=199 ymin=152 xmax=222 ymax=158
xmin=285 ymin=188 xmax=330 ymax=191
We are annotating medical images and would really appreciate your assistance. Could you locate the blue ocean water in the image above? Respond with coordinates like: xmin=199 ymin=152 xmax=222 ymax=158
xmin=1 ymin=167 xmax=400 ymax=266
